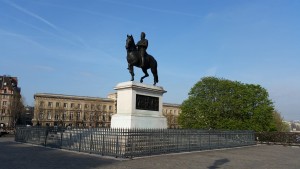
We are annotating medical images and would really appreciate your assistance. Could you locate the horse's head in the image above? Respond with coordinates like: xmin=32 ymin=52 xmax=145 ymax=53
xmin=126 ymin=34 xmax=135 ymax=51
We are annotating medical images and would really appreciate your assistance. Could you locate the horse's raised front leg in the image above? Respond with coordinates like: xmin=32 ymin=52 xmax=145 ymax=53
xmin=128 ymin=65 xmax=134 ymax=81
xmin=140 ymin=68 xmax=149 ymax=83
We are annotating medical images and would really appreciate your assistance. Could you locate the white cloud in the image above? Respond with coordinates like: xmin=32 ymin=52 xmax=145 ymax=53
xmin=4 ymin=1 xmax=90 ymax=49
xmin=4 ymin=1 xmax=59 ymax=31
xmin=0 ymin=29 xmax=50 ymax=50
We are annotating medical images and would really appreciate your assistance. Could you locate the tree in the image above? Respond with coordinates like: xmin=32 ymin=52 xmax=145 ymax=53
xmin=271 ymin=110 xmax=290 ymax=132
xmin=54 ymin=106 xmax=65 ymax=127
xmin=19 ymin=105 xmax=34 ymax=125
xmin=291 ymin=123 xmax=296 ymax=130
xmin=10 ymin=95 xmax=25 ymax=127
xmin=178 ymin=77 xmax=275 ymax=131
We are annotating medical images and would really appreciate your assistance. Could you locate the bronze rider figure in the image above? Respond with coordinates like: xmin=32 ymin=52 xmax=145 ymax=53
xmin=136 ymin=32 xmax=148 ymax=67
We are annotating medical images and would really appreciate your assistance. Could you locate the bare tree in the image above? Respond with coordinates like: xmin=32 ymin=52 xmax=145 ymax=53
xmin=10 ymin=95 xmax=25 ymax=127
xmin=54 ymin=106 xmax=65 ymax=127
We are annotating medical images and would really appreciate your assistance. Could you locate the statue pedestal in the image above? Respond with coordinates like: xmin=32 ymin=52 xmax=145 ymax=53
xmin=111 ymin=81 xmax=167 ymax=129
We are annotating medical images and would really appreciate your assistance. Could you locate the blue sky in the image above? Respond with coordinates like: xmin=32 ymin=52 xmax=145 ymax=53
xmin=1 ymin=0 xmax=299 ymax=120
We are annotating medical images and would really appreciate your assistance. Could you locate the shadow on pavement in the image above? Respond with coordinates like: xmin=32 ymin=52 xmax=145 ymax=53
xmin=207 ymin=158 xmax=230 ymax=169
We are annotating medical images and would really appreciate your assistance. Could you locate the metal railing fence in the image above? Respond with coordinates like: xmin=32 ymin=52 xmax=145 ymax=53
xmin=15 ymin=127 xmax=255 ymax=158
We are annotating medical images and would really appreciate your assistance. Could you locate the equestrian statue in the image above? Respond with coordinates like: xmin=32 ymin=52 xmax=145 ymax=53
xmin=125 ymin=32 xmax=159 ymax=85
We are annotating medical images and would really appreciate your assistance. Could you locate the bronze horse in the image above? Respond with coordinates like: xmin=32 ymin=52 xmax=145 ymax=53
xmin=125 ymin=35 xmax=159 ymax=85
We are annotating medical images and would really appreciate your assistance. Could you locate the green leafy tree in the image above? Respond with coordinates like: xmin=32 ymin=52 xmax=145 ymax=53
xmin=271 ymin=110 xmax=290 ymax=132
xmin=178 ymin=77 xmax=275 ymax=131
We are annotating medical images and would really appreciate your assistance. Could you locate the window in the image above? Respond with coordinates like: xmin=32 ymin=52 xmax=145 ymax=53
xmin=76 ymin=112 xmax=81 ymax=120
xmin=91 ymin=104 xmax=95 ymax=110
xmin=62 ymin=112 xmax=66 ymax=120
xmin=47 ymin=111 xmax=52 ymax=120
xmin=48 ymin=102 xmax=53 ymax=107
xmin=63 ymin=103 xmax=68 ymax=108
xmin=2 ymin=101 xmax=7 ymax=106
xmin=39 ymin=101 xmax=44 ymax=107
xmin=83 ymin=113 xmax=87 ymax=120
xmin=54 ymin=113 xmax=59 ymax=120
xmin=109 ymin=106 xmax=112 ymax=111
xmin=77 ymin=104 xmax=81 ymax=109
xmin=70 ymin=112 xmax=74 ymax=120
xmin=39 ymin=112 xmax=44 ymax=120
xmin=103 ymin=105 xmax=106 ymax=111
xmin=96 ymin=104 xmax=101 ymax=110
xmin=56 ymin=102 xmax=60 ymax=107
xmin=71 ymin=103 xmax=74 ymax=108
xmin=90 ymin=113 xmax=94 ymax=121
xmin=84 ymin=104 xmax=88 ymax=109
xmin=1 ymin=109 xmax=5 ymax=114
xmin=103 ymin=113 xmax=106 ymax=121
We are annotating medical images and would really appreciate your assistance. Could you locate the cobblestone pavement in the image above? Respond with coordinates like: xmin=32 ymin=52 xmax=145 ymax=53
xmin=1 ymin=137 xmax=300 ymax=169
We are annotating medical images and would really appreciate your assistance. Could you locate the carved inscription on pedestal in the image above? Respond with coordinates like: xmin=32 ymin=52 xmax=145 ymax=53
xmin=136 ymin=94 xmax=159 ymax=111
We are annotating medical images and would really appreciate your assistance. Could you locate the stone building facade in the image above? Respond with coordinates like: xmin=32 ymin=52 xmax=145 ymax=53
xmin=33 ymin=93 xmax=181 ymax=128
xmin=0 ymin=75 xmax=22 ymax=128
xmin=163 ymin=103 xmax=181 ymax=128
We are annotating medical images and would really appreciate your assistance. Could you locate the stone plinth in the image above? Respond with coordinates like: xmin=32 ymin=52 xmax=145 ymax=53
xmin=111 ymin=81 xmax=167 ymax=129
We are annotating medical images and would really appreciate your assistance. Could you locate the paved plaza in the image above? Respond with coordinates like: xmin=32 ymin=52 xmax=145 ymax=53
xmin=0 ymin=136 xmax=300 ymax=169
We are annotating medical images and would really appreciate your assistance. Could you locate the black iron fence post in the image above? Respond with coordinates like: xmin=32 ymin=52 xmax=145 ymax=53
xmin=38 ymin=129 xmax=41 ymax=144
xmin=209 ymin=131 xmax=211 ymax=149
xmin=115 ymin=135 xmax=119 ymax=158
xmin=130 ymin=131 xmax=134 ymax=159
xmin=101 ymin=134 xmax=105 ymax=156
xmin=188 ymin=131 xmax=191 ymax=151
xmin=199 ymin=131 xmax=202 ymax=150
xmin=225 ymin=132 xmax=228 ymax=147
xmin=79 ymin=133 xmax=82 ymax=152
xmin=60 ymin=132 xmax=63 ymax=149
xmin=90 ymin=132 xmax=93 ymax=154
xmin=69 ymin=133 xmax=72 ymax=150
xmin=176 ymin=131 xmax=179 ymax=152
xmin=44 ymin=129 xmax=48 ymax=147
xmin=218 ymin=132 xmax=220 ymax=148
